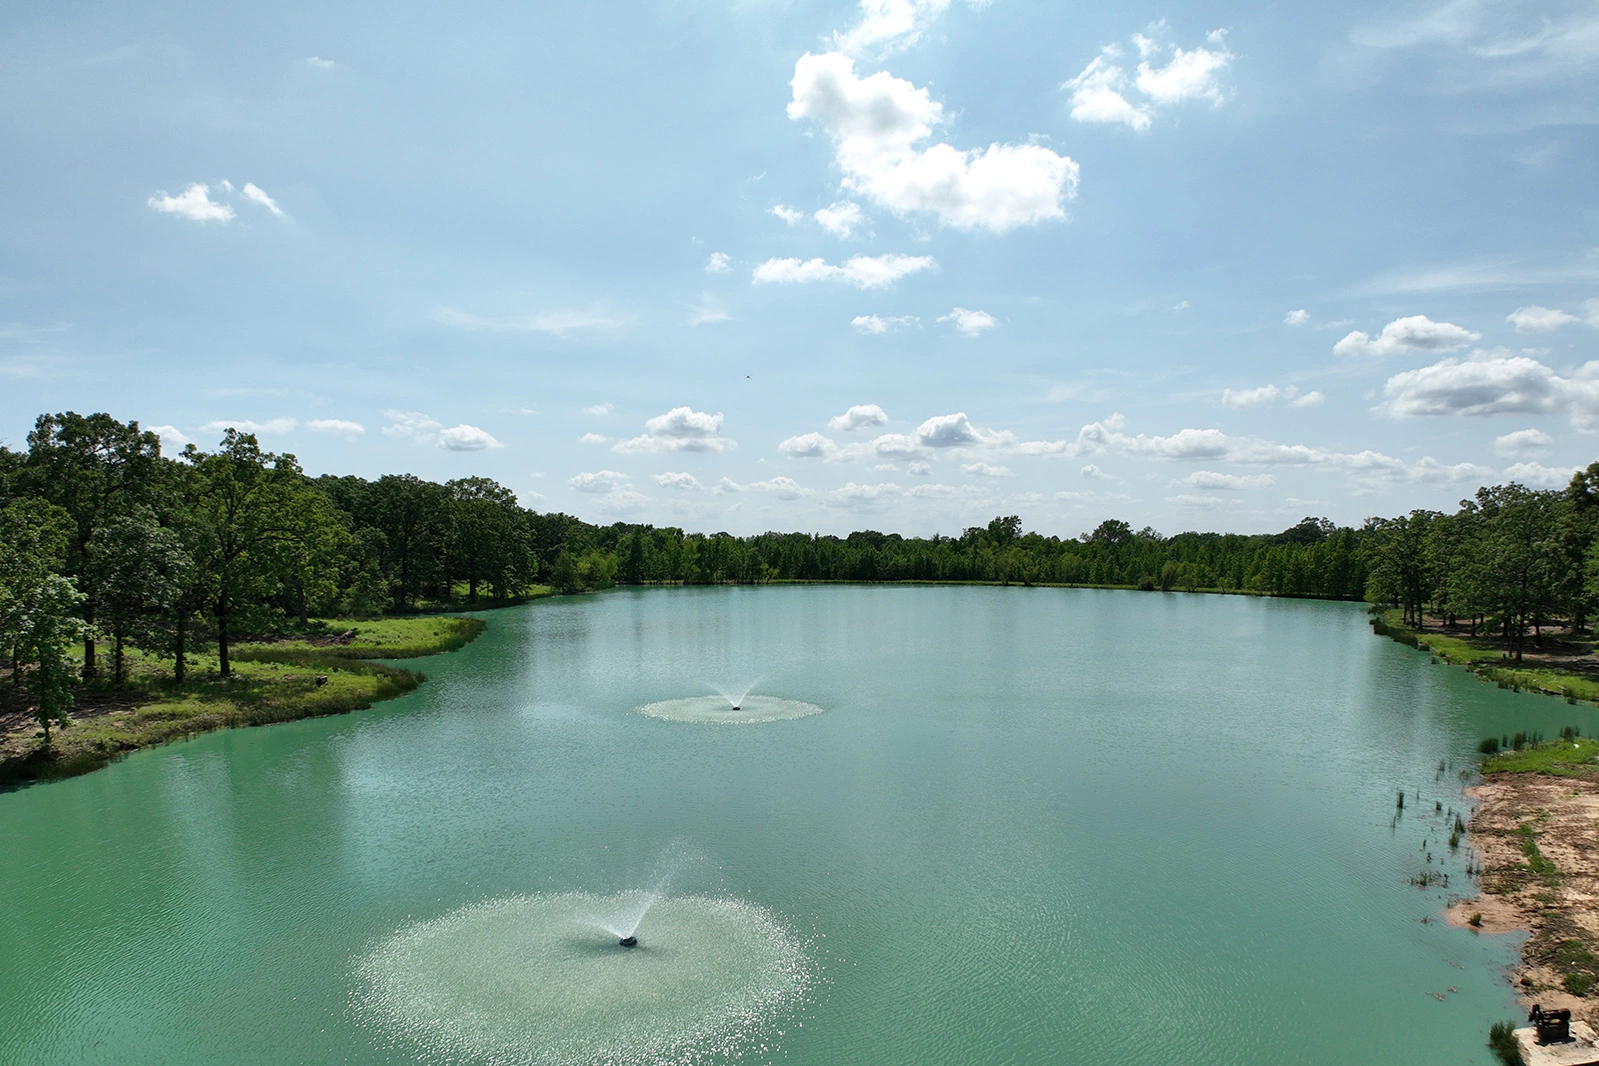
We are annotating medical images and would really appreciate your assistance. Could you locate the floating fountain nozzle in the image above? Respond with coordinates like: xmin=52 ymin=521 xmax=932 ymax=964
xmin=730 ymin=705 xmax=740 ymax=711
xmin=619 ymin=935 xmax=638 ymax=948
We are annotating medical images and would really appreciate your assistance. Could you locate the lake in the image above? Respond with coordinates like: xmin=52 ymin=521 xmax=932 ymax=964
xmin=1 ymin=586 xmax=1584 ymax=1065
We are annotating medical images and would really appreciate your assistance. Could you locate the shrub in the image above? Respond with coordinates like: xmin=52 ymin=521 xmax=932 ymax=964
xmin=1488 ymin=1020 xmax=1525 ymax=1066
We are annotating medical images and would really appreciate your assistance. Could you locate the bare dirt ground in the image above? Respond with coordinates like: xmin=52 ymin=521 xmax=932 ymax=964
xmin=1447 ymin=776 xmax=1599 ymax=1020
xmin=1420 ymin=616 xmax=1599 ymax=675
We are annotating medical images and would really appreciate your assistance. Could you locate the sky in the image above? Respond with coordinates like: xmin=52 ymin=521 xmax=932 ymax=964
xmin=3 ymin=0 xmax=1598 ymax=538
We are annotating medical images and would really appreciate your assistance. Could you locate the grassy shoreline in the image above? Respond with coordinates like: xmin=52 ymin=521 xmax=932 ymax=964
xmin=0 ymin=615 xmax=486 ymax=788
xmin=1370 ymin=608 xmax=1599 ymax=705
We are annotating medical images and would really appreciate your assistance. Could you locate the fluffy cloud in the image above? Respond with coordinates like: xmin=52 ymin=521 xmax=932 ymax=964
xmin=778 ymin=432 xmax=839 ymax=459
xmin=1222 ymin=384 xmax=1322 ymax=408
xmin=908 ymin=460 xmax=932 ymax=476
xmin=1333 ymin=314 xmax=1479 ymax=357
xmin=1080 ymin=464 xmax=1108 ymax=479
xmin=570 ymin=470 xmax=631 ymax=493
xmin=961 ymin=461 xmax=1013 ymax=478
xmin=438 ymin=424 xmax=501 ymax=451
xmin=1494 ymin=428 xmax=1554 ymax=458
xmin=654 ymin=471 xmax=704 ymax=491
xmin=1067 ymin=413 xmax=1491 ymax=489
xmin=937 ymin=307 xmax=996 ymax=337
xmin=915 ymin=411 xmax=988 ymax=448
xmin=714 ymin=475 xmax=813 ymax=500
xmin=1064 ymin=28 xmax=1233 ymax=132
xmin=578 ymin=432 xmax=609 ymax=445
xmin=434 ymin=307 xmax=628 ymax=335
xmin=306 ymin=418 xmax=365 ymax=436
xmin=788 ymin=51 xmax=1078 ymax=233
xmin=148 ymin=425 xmax=191 ymax=449
xmin=148 ymin=183 xmax=235 ymax=223
xmin=240 ymin=182 xmax=284 ymax=218
xmin=614 ymin=407 xmax=734 ymax=453
xmin=770 ymin=205 xmax=804 ymax=225
xmin=851 ymin=313 xmax=919 ymax=334
xmin=753 ymin=253 xmax=935 ymax=289
xmin=583 ymin=403 xmax=613 ymax=415
xmin=835 ymin=0 xmax=951 ymax=56
xmin=1172 ymin=471 xmax=1276 ymax=490
xmin=1284 ymin=309 xmax=1311 ymax=326
xmin=829 ymin=404 xmax=890 ymax=431
xmin=815 ymin=201 xmax=868 ymax=238
xmin=200 ymin=417 xmax=295 ymax=435
xmin=1376 ymin=352 xmax=1599 ymax=424
xmin=1221 ymin=385 xmax=1279 ymax=408
xmin=1503 ymin=462 xmax=1579 ymax=489
xmin=705 ymin=252 xmax=732 ymax=274
xmin=382 ymin=410 xmax=444 ymax=439
xmin=1507 ymin=305 xmax=1578 ymax=332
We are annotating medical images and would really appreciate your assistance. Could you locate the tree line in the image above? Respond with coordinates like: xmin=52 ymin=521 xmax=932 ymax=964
xmin=1363 ymin=470 xmax=1599 ymax=661
xmin=2 ymin=410 xmax=1588 ymax=735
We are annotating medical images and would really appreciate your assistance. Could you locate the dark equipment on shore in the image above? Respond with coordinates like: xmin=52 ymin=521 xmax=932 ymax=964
xmin=1530 ymin=1003 xmax=1572 ymax=1044
xmin=619 ymin=935 xmax=638 ymax=948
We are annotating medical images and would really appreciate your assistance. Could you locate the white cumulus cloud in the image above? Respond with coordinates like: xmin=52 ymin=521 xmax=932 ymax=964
xmin=148 ymin=183 xmax=235 ymax=222
xmin=200 ymin=417 xmax=295 ymax=435
xmin=789 ymin=51 xmax=1079 ymax=233
xmin=614 ymin=407 xmax=734 ymax=453
xmin=583 ymin=403 xmax=613 ymax=415
xmin=653 ymin=471 xmax=704 ymax=491
xmin=705 ymin=252 xmax=732 ymax=274
xmin=1065 ymin=27 xmax=1233 ymax=131
xmin=570 ymin=470 xmax=631 ymax=493
xmin=814 ymin=200 xmax=868 ymax=238
xmin=753 ymin=253 xmax=935 ymax=289
xmin=148 ymin=425 xmax=191 ymax=450
xmin=1291 ymin=390 xmax=1326 ymax=407
xmin=1493 ymin=428 xmax=1554 ymax=458
xmin=438 ymin=424 xmax=501 ymax=451
xmin=770 ymin=205 xmax=804 ymax=225
xmin=938 ymin=307 xmax=996 ymax=336
xmin=830 ymin=404 xmax=890 ymax=431
xmin=851 ymin=313 xmax=919 ymax=334
xmin=1173 ymin=471 xmax=1277 ymax=490
xmin=579 ymin=432 xmax=610 ymax=445
xmin=306 ymin=418 xmax=364 ymax=436
xmin=1507 ymin=305 xmax=1579 ymax=332
xmin=1333 ymin=314 xmax=1480 ymax=357
xmin=835 ymin=0 xmax=952 ymax=56
xmin=240 ymin=182 xmax=284 ymax=217
xmin=961 ymin=461 xmax=1013 ymax=478
xmin=1221 ymin=384 xmax=1279 ymax=408
xmin=1503 ymin=461 xmax=1579 ymax=489
xmin=1284 ymin=309 xmax=1311 ymax=326
xmin=1376 ymin=352 xmax=1595 ymax=423
xmin=778 ymin=432 xmax=839 ymax=459
xmin=382 ymin=410 xmax=444 ymax=439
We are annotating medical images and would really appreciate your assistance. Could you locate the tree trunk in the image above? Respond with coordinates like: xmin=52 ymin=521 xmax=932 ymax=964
xmin=174 ymin=611 xmax=187 ymax=684
xmin=82 ymin=629 xmax=96 ymax=680
xmin=295 ymin=575 xmax=308 ymax=628
xmin=217 ymin=597 xmax=231 ymax=678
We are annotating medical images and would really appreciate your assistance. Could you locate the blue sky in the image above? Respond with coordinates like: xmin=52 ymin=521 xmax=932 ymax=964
xmin=3 ymin=0 xmax=1597 ymax=536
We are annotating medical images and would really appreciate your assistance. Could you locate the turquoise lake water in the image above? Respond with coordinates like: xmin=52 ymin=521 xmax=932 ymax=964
xmin=2 ymin=586 xmax=1590 ymax=1065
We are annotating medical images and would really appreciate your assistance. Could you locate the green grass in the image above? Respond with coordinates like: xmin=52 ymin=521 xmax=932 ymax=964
xmin=1483 ymin=737 xmax=1599 ymax=778
xmin=1516 ymin=821 xmax=1561 ymax=881
xmin=2 ymin=614 xmax=487 ymax=787
xmin=1373 ymin=610 xmax=1599 ymax=705
xmin=232 ymin=615 xmax=487 ymax=662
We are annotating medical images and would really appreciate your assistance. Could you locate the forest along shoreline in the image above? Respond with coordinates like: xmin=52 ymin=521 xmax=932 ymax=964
xmin=0 ymin=616 xmax=485 ymax=787
xmin=1375 ymin=611 xmax=1599 ymax=1024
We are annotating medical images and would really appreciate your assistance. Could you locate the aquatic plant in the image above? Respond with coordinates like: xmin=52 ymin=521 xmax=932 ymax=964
xmin=1487 ymin=1019 xmax=1525 ymax=1065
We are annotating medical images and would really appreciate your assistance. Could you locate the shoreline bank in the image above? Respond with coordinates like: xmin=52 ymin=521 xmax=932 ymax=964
xmin=0 ymin=615 xmax=486 ymax=788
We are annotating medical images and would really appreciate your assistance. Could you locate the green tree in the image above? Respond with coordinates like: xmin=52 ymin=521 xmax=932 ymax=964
xmin=0 ymin=498 xmax=83 ymax=739
xmin=86 ymin=507 xmax=191 ymax=683
xmin=22 ymin=412 xmax=162 ymax=677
